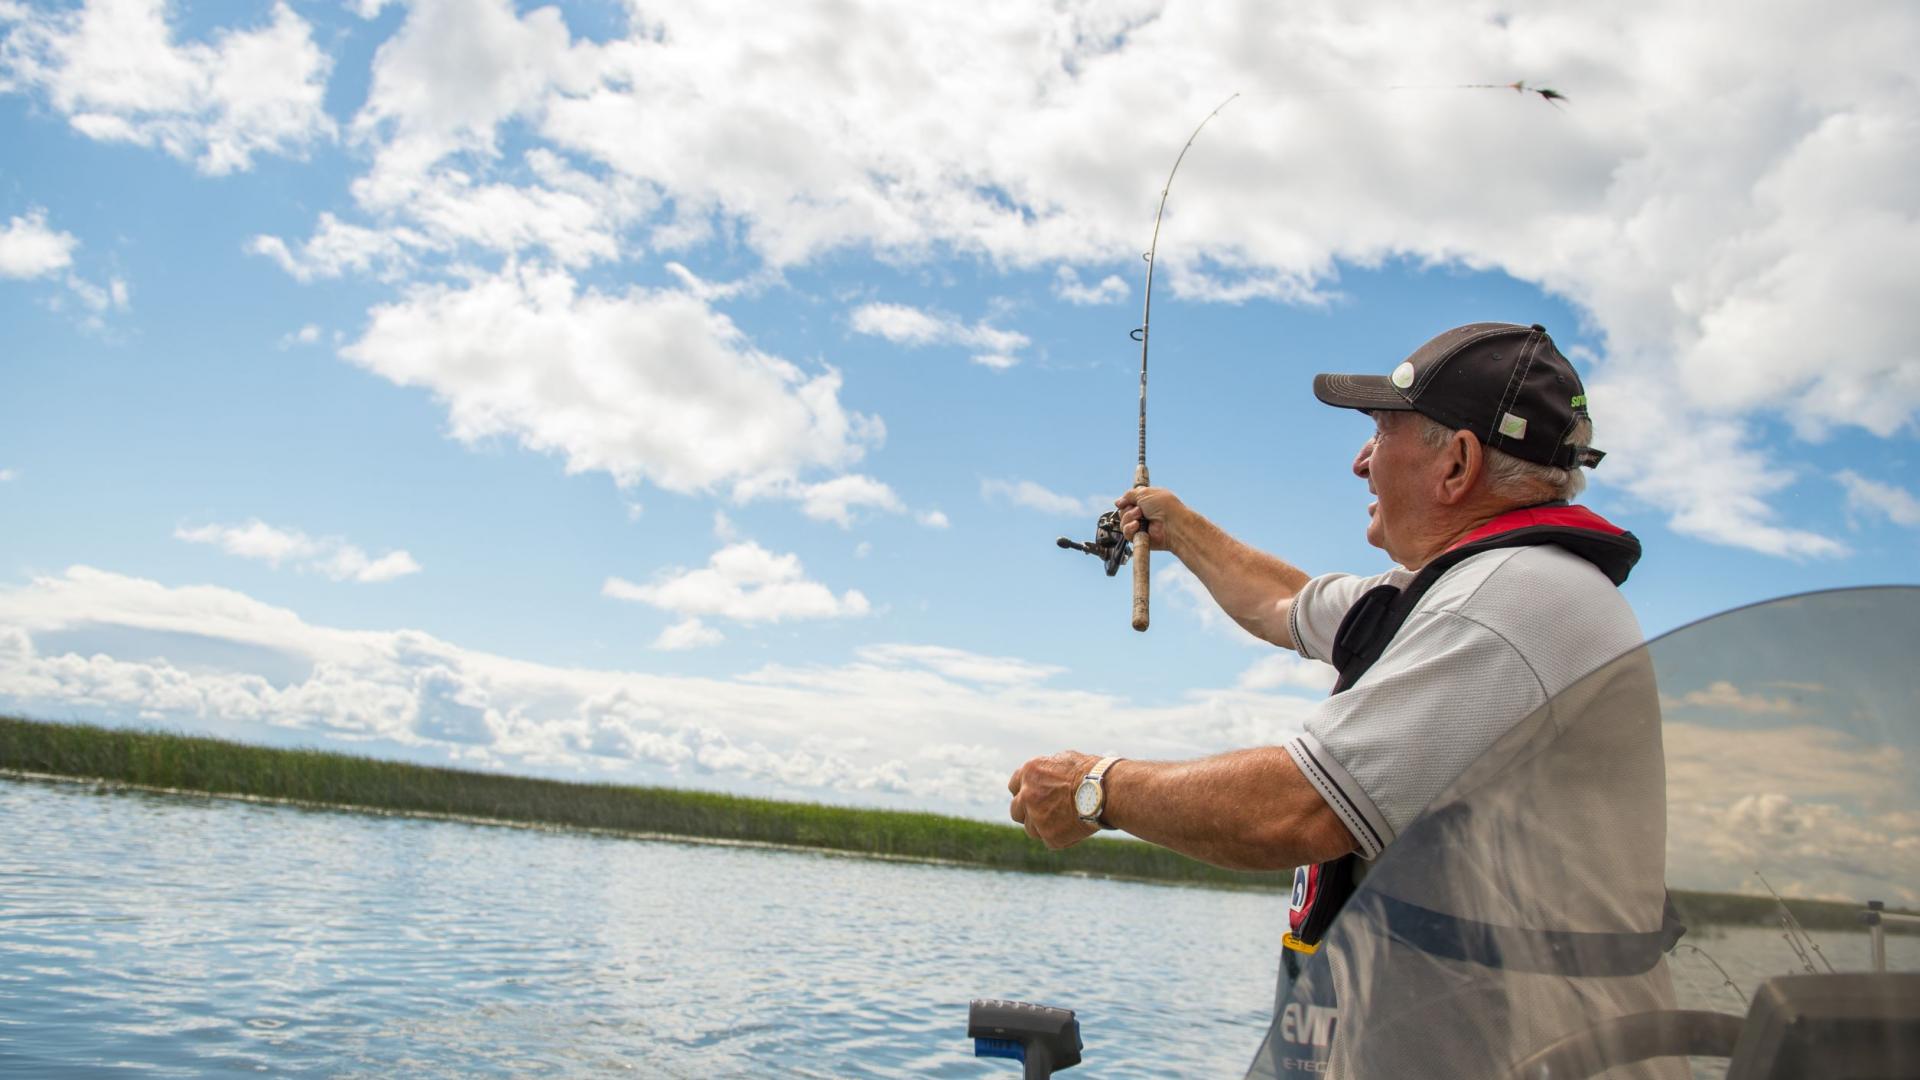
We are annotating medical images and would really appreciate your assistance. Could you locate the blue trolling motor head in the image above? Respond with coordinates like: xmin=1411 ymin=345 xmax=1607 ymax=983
xmin=968 ymin=999 xmax=1083 ymax=1079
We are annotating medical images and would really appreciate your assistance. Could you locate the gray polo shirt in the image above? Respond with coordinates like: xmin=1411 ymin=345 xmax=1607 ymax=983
xmin=1282 ymin=544 xmax=1645 ymax=859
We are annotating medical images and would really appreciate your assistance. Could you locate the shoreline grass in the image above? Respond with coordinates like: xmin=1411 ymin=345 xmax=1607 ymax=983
xmin=4 ymin=714 xmax=1911 ymax=933
xmin=0 ymin=714 xmax=1285 ymax=890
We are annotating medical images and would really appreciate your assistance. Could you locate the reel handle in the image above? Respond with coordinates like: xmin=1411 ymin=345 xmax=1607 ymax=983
xmin=1130 ymin=466 xmax=1150 ymax=632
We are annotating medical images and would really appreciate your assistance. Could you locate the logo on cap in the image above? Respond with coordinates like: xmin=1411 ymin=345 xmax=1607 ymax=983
xmin=1390 ymin=361 xmax=1415 ymax=390
xmin=1498 ymin=412 xmax=1528 ymax=440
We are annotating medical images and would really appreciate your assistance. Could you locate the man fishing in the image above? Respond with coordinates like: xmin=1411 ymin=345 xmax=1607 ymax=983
xmin=1009 ymin=321 xmax=1682 ymax=1076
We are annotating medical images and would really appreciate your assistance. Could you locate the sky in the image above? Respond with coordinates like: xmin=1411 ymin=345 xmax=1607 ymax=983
xmin=1 ymin=0 xmax=1916 ymax=827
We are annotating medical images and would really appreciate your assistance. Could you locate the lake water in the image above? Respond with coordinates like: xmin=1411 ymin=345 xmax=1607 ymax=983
xmin=3 ymin=777 xmax=1912 ymax=1078
xmin=0 ymin=778 xmax=1282 ymax=1077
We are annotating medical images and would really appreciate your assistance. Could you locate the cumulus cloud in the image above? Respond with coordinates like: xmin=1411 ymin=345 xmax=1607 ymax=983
xmin=653 ymin=618 xmax=724 ymax=651
xmin=0 ymin=0 xmax=335 ymax=174
xmin=277 ymin=323 xmax=322 ymax=349
xmin=918 ymin=509 xmax=950 ymax=529
xmin=175 ymin=520 xmax=421 ymax=583
xmin=0 ymin=209 xmax=76 ymax=278
xmin=979 ymin=477 xmax=1107 ymax=517
xmin=66 ymin=0 xmax=1911 ymax=557
xmin=848 ymin=301 xmax=1032 ymax=370
xmin=1837 ymin=469 xmax=1920 ymax=528
xmin=603 ymin=540 xmax=870 ymax=624
xmin=852 ymin=644 xmax=1063 ymax=686
xmin=731 ymin=473 xmax=906 ymax=528
xmin=248 ymin=213 xmax=422 ymax=283
xmin=1053 ymin=266 xmax=1129 ymax=305
xmin=1663 ymin=719 xmax=1915 ymax=901
xmin=0 ymin=468 xmax=16 ymax=482
xmin=1659 ymin=679 xmax=1805 ymax=717
xmin=1236 ymin=652 xmax=1336 ymax=693
xmin=0 ymin=566 xmax=1326 ymax=811
xmin=340 ymin=264 xmax=883 ymax=495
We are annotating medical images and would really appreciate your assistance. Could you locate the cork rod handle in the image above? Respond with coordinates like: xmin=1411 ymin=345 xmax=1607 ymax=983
xmin=1130 ymin=465 xmax=1150 ymax=632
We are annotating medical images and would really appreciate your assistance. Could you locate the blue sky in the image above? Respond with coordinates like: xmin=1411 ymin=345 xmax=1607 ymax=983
xmin=1 ymin=0 xmax=1916 ymax=819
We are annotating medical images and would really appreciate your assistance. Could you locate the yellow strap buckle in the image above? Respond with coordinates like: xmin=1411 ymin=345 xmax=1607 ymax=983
xmin=1281 ymin=932 xmax=1320 ymax=956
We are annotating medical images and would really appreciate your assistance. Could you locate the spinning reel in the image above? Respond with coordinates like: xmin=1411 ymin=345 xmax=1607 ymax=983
xmin=1056 ymin=510 xmax=1132 ymax=577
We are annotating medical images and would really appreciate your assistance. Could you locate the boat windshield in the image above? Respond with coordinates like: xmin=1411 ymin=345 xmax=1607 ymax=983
xmin=1247 ymin=586 xmax=1920 ymax=1079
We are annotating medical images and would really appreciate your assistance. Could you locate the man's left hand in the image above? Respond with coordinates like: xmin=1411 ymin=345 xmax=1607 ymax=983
xmin=1008 ymin=750 xmax=1101 ymax=850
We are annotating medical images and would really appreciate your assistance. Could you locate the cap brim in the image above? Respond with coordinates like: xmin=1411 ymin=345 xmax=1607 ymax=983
xmin=1313 ymin=372 xmax=1416 ymax=412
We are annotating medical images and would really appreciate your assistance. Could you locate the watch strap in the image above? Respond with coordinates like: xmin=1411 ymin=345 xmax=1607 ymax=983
xmin=1079 ymin=755 xmax=1123 ymax=827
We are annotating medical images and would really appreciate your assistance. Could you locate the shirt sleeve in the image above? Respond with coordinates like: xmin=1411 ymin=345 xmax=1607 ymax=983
xmin=1285 ymin=609 xmax=1550 ymax=859
xmin=1290 ymin=567 xmax=1407 ymax=662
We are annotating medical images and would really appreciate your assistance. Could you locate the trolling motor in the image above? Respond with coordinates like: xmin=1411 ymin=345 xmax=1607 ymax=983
xmin=1056 ymin=510 xmax=1132 ymax=578
xmin=969 ymin=999 xmax=1083 ymax=1078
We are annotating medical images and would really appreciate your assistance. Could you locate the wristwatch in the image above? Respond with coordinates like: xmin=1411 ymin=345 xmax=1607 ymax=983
xmin=1073 ymin=756 xmax=1124 ymax=828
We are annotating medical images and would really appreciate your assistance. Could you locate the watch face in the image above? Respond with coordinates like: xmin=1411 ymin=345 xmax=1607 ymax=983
xmin=1073 ymin=777 xmax=1100 ymax=817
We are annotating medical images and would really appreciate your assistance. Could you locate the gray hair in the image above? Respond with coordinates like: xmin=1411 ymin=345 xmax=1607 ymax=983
xmin=1411 ymin=414 xmax=1590 ymax=502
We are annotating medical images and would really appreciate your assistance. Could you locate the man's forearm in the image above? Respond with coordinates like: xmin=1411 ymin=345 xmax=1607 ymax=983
xmin=1167 ymin=512 xmax=1310 ymax=649
xmin=1099 ymin=749 xmax=1354 ymax=871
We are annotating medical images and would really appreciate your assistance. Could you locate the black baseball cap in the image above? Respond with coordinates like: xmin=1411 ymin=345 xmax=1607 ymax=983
xmin=1312 ymin=322 xmax=1605 ymax=469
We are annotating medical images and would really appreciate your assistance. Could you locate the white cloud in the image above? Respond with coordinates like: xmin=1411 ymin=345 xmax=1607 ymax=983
xmin=1236 ymin=652 xmax=1336 ymax=693
xmin=82 ymin=0 xmax=1916 ymax=558
xmin=0 ymin=209 xmax=76 ymax=278
xmin=980 ymin=477 xmax=1106 ymax=518
xmin=0 ymin=469 xmax=15 ymax=482
xmin=848 ymin=301 xmax=1031 ymax=369
xmin=1660 ymin=679 xmax=1803 ymax=716
xmin=603 ymin=540 xmax=870 ymax=624
xmin=1837 ymin=469 xmax=1920 ymax=528
xmin=1583 ymin=373 xmax=1849 ymax=559
xmin=1663 ymin=720 xmax=1915 ymax=902
xmin=62 ymin=271 xmax=123 ymax=316
xmin=970 ymin=352 xmax=1020 ymax=371
xmin=728 ymin=473 xmax=907 ymax=528
xmin=248 ymin=213 xmax=422 ymax=283
xmin=1 ymin=0 xmax=335 ymax=174
xmin=350 ymin=0 xmax=580 ymax=179
xmin=1052 ymin=266 xmax=1129 ymax=305
xmin=653 ymin=618 xmax=723 ymax=651
xmin=848 ymin=302 xmax=944 ymax=345
xmin=317 ymin=547 xmax=422 ymax=584
xmin=340 ymin=264 xmax=883 ymax=495
xmin=0 ymin=566 xmax=1327 ymax=811
xmin=663 ymin=261 xmax=780 ymax=302
xmin=175 ymin=520 xmax=421 ymax=584
xmin=278 ymin=323 xmax=322 ymax=349
xmin=853 ymin=644 xmax=1063 ymax=686
xmin=1156 ymin=561 xmax=1255 ymax=641
xmin=918 ymin=509 xmax=950 ymax=529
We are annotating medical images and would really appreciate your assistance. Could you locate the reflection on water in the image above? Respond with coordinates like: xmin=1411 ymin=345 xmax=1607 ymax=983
xmin=0 ymin=778 xmax=1281 ymax=1078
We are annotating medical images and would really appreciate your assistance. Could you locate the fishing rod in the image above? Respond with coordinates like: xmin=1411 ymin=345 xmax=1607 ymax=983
xmin=1057 ymin=93 xmax=1239 ymax=632
xmin=1055 ymin=83 xmax=1565 ymax=631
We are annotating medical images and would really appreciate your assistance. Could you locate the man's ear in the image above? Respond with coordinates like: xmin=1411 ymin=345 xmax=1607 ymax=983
xmin=1436 ymin=430 xmax=1482 ymax=505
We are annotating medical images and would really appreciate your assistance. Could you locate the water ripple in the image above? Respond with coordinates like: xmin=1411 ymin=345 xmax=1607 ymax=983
xmin=2 ymin=777 xmax=1283 ymax=1077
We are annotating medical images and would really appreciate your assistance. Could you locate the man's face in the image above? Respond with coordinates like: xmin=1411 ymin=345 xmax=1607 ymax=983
xmin=1353 ymin=410 xmax=1431 ymax=562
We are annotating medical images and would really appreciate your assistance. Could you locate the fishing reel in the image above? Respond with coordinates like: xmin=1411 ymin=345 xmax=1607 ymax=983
xmin=1056 ymin=510 xmax=1132 ymax=577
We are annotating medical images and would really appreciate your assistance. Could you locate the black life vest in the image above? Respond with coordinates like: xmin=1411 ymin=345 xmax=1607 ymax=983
xmin=1285 ymin=503 xmax=1644 ymax=954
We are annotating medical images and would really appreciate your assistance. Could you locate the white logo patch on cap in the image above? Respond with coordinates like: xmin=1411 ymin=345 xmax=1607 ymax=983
xmin=1390 ymin=361 xmax=1416 ymax=389
xmin=1499 ymin=412 xmax=1529 ymax=440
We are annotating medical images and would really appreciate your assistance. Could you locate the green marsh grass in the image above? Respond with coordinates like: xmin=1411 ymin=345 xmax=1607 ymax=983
xmin=0 ymin=715 xmax=1282 ymax=889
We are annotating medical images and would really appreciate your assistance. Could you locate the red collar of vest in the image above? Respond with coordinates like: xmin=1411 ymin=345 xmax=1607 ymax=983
xmin=1441 ymin=503 xmax=1639 ymax=586
xmin=1449 ymin=503 xmax=1627 ymax=551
